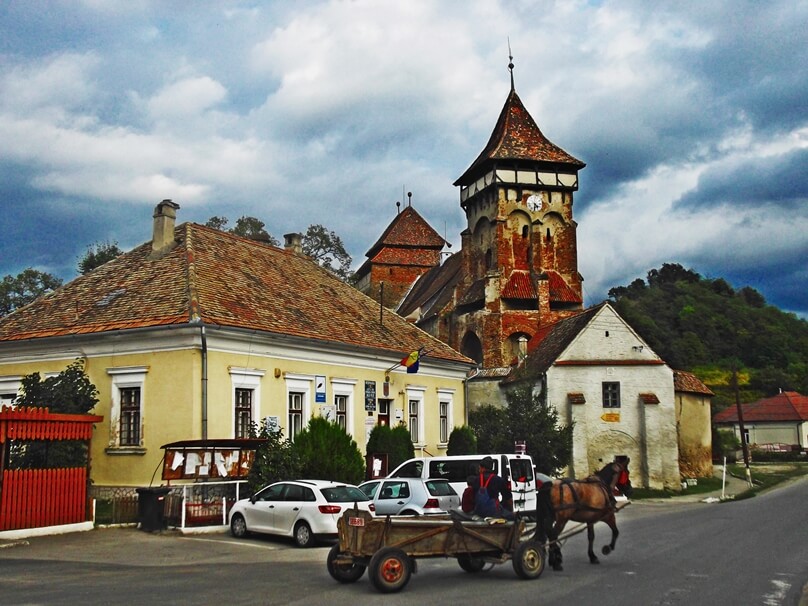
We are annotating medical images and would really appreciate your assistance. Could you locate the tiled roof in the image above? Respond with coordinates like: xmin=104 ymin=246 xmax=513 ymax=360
xmin=0 ymin=223 xmax=472 ymax=366
xmin=364 ymin=206 xmax=445 ymax=257
xmin=713 ymin=391 xmax=808 ymax=423
xmin=455 ymin=88 xmax=585 ymax=186
xmin=504 ymin=303 xmax=605 ymax=383
xmin=544 ymin=270 xmax=582 ymax=304
xmin=673 ymin=370 xmax=714 ymax=396
xmin=355 ymin=206 xmax=445 ymax=279
xmin=397 ymin=253 xmax=463 ymax=321
xmin=640 ymin=393 xmax=660 ymax=404
xmin=502 ymin=271 xmax=536 ymax=300
xmin=457 ymin=278 xmax=486 ymax=307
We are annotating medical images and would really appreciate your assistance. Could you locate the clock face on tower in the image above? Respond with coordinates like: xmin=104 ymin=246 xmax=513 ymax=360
xmin=526 ymin=194 xmax=543 ymax=212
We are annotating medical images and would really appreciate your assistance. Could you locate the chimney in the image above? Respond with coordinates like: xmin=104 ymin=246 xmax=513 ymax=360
xmin=283 ymin=232 xmax=303 ymax=254
xmin=151 ymin=199 xmax=180 ymax=257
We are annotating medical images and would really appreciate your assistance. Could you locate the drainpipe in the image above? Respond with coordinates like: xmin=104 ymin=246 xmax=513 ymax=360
xmin=201 ymin=325 xmax=208 ymax=439
xmin=464 ymin=367 xmax=480 ymax=425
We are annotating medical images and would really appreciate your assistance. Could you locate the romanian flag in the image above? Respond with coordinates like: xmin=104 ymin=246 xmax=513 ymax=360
xmin=400 ymin=350 xmax=420 ymax=374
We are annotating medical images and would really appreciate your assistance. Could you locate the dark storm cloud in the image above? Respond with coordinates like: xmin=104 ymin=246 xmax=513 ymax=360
xmin=675 ymin=148 xmax=808 ymax=211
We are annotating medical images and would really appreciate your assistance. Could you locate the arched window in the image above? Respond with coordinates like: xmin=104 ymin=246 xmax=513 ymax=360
xmin=460 ymin=332 xmax=484 ymax=364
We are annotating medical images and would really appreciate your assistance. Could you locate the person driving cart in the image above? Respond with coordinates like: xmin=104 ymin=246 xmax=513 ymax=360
xmin=470 ymin=456 xmax=514 ymax=519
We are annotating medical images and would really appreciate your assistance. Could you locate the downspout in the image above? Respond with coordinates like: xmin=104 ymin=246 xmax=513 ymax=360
xmin=464 ymin=367 xmax=480 ymax=425
xmin=201 ymin=325 xmax=208 ymax=440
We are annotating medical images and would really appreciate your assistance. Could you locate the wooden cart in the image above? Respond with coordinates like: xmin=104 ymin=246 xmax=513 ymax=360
xmin=326 ymin=508 xmax=545 ymax=593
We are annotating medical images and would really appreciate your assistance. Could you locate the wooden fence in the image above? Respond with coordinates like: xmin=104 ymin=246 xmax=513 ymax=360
xmin=0 ymin=406 xmax=103 ymax=531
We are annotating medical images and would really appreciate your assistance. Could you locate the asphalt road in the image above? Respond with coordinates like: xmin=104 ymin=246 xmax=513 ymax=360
xmin=1 ymin=477 xmax=806 ymax=605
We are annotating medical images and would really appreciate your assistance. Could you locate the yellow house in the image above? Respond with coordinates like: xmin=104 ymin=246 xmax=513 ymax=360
xmin=0 ymin=201 xmax=474 ymax=493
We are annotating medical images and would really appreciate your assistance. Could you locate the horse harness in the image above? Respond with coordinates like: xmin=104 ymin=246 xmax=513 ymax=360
xmin=554 ymin=474 xmax=615 ymax=514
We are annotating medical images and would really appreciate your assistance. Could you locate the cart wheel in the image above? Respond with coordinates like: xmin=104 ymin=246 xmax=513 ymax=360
xmin=457 ymin=554 xmax=486 ymax=573
xmin=512 ymin=541 xmax=545 ymax=580
xmin=326 ymin=544 xmax=366 ymax=583
xmin=369 ymin=547 xmax=412 ymax=593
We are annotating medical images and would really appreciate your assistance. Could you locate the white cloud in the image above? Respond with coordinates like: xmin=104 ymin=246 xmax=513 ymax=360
xmin=146 ymin=76 xmax=228 ymax=120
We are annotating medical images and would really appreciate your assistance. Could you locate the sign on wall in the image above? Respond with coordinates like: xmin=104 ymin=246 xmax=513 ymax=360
xmin=315 ymin=375 xmax=326 ymax=403
xmin=364 ymin=380 xmax=376 ymax=411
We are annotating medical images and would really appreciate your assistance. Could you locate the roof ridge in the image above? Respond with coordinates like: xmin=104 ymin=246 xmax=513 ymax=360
xmin=184 ymin=223 xmax=201 ymax=323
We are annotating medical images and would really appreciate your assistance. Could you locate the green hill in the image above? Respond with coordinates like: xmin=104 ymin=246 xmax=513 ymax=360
xmin=606 ymin=263 xmax=808 ymax=413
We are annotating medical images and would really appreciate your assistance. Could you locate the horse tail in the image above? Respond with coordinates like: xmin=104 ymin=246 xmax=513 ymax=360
xmin=533 ymin=483 xmax=556 ymax=543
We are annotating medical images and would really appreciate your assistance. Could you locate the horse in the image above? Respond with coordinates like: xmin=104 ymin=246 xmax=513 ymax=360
xmin=534 ymin=457 xmax=632 ymax=571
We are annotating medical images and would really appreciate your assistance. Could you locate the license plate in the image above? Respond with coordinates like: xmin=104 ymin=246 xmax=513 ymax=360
xmin=348 ymin=517 xmax=365 ymax=527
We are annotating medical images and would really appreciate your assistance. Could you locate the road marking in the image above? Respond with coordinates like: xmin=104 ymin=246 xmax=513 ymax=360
xmin=763 ymin=576 xmax=791 ymax=606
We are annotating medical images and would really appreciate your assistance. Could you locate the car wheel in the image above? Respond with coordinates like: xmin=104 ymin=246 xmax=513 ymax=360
xmin=512 ymin=540 xmax=545 ymax=580
xmin=230 ymin=513 xmax=248 ymax=538
xmin=457 ymin=554 xmax=486 ymax=573
xmin=369 ymin=547 xmax=412 ymax=593
xmin=326 ymin=544 xmax=366 ymax=583
xmin=294 ymin=521 xmax=315 ymax=548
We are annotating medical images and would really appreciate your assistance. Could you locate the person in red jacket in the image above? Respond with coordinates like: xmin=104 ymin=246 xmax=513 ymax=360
xmin=470 ymin=456 xmax=514 ymax=519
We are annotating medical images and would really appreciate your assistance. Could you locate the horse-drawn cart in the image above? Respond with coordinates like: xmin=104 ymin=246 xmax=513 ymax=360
xmin=326 ymin=508 xmax=545 ymax=593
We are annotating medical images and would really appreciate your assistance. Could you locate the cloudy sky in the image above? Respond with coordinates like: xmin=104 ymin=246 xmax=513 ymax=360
xmin=1 ymin=1 xmax=806 ymax=318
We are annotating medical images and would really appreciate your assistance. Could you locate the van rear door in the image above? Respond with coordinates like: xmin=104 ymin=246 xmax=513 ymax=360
xmin=501 ymin=455 xmax=537 ymax=514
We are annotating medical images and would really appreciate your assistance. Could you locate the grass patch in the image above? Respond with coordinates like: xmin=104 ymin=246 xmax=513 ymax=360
xmin=726 ymin=462 xmax=808 ymax=500
xmin=628 ymin=462 xmax=808 ymax=501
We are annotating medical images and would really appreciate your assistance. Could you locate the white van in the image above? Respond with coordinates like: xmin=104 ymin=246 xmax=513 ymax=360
xmin=387 ymin=454 xmax=538 ymax=515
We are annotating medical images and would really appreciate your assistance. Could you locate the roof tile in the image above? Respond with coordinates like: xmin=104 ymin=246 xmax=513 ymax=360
xmin=0 ymin=224 xmax=471 ymax=366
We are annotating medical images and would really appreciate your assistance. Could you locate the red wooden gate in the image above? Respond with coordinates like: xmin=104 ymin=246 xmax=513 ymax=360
xmin=0 ymin=406 xmax=103 ymax=531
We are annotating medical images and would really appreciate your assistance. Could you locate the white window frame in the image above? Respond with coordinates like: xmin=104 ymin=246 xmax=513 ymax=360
xmin=107 ymin=366 xmax=148 ymax=452
xmin=437 ymin=388 xmax=455 ymax=447
xmin=230 ymin=368 xmax=265 ymax=439
xmin=285 ymin=374 xmax=314 ymax=441
xmin=0 ymin=376 xmax=21 ymax=409
xmin=406 ymin=385 xmax=426 ymax=447
xmin=330 ymin=378 xmax=357 ymax=436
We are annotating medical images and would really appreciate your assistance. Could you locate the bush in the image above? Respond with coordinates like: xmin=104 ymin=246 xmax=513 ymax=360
xmin=247 ymin=420 xmax=302 ymax=493
xmin=447 ymin=425 xmax=477 ymax=455
xmin=365 ymin=423 xmax=415 ymax=477
xmin=292 ymin=417 xmax=365 ymax=485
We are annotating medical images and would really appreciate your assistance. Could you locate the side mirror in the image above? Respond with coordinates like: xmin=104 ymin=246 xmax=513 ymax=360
xmin=250 ymin=495 xmax=257 ymax=504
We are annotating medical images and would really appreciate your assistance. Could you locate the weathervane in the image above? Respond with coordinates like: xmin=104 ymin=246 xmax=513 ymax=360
xmin=508 ymin=37 xmax=515 ymax=91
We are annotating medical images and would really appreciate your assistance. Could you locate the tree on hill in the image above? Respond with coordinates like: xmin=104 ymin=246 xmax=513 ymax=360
xmin=608 ymin=263 xmax=808 ymax=410
xmin=0 ymin=268 xmax=62 ymax=317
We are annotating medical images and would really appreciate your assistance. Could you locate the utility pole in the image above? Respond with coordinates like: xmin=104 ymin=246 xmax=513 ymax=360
xmin=732 ymin=365 xmax=753 ymax=488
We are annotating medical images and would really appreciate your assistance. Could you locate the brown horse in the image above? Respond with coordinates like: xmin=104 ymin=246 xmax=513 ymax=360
xmin=535 ymin=458 xmax=632 ymax=570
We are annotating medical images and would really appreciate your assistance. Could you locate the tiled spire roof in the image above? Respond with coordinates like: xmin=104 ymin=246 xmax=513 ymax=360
xmin=454 ymin=88 xmax=585 ymax=186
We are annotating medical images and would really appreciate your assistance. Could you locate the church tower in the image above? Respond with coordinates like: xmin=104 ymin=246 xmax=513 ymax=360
xmin=450 ymin=60 xmax=585 ymax=368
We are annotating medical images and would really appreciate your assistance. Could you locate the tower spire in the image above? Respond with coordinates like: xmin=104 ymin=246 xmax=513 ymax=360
xmin=508 ymin=38 xmax=515 ymax=92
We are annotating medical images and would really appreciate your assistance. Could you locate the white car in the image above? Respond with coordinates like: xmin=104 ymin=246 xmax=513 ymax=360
xmin=359 ymin=477 xmax=460 ymax=516
xmin=228 ymin=479 xmax=374 ymax=547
